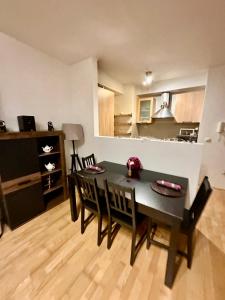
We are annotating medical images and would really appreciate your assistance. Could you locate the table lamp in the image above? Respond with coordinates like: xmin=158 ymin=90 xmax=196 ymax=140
xmin=62 ymin=123 xmax=84 ymax=173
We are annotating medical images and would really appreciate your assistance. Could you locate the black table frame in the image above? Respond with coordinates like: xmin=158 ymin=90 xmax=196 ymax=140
xmin=68 ymin=161 xmax=188 ymax=288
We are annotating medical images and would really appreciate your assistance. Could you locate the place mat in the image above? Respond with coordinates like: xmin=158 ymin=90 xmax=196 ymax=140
xmin=150 ymin=182 xmax=183 ymax=197
xmin=83 ymin=165 xmax=106 ymax=175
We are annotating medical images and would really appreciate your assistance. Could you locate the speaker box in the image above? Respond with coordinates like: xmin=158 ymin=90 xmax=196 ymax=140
xmin=17 ymin=115 xmax=36 ymax=132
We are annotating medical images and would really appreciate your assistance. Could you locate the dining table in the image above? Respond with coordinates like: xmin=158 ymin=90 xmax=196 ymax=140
xmin=68 ymin=161 xmax=188 ymax=288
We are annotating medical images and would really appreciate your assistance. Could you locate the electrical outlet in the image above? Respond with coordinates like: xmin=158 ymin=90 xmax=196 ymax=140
xmin=216 ymin=121 xmax=225 ymax=133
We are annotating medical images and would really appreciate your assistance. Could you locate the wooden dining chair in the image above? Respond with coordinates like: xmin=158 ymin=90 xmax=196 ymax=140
xmin=104 ymin=180 xmax=148 ymax=266
xmin=75 ymin=173 xmax=106 ymax=246
xmin=82 ymin=153 xmax=96 ymax=169
xmin=147 ymin=176 xmax=212 ymax=268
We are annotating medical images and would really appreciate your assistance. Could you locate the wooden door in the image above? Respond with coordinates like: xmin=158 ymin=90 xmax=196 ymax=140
xmin=98 ymin=87 xmax=114 ymax=136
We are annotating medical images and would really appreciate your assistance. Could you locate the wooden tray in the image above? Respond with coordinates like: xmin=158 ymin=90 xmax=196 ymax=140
xmin=150 ymin=182 xmax=183 ymax=197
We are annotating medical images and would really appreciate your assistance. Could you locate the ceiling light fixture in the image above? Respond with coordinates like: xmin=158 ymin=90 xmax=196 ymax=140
xmin=142 ymin=71 xmax=153 ymax=86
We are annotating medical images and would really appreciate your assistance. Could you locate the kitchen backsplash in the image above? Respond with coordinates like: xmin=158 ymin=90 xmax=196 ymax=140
xmin=137 ymin=119 xmax=199 ymax=139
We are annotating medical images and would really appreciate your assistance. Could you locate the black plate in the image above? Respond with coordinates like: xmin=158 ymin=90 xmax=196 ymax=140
xmin=83 ymin=166 xmax=105 ymax=175
xmin=150 ymin=182 xmax=184 ymax=197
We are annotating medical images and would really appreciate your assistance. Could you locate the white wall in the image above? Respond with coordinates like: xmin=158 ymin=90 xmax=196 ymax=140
xmin=70 ymin=58 xmax=98 ymax=151
xmin=198 ymin=65 xmax=225 ymax=189
xmin=114 ymin=85 xmax=135 ymax=115
xmin=58 ymin=57 xmax=98 ymax=173
xmin=0 ymin=32 xmax=71 ymax=131
xmin=98 ymin=69 xmax=124 ymax=94
xmin=136 ymin=71 xmax=208 ymax=95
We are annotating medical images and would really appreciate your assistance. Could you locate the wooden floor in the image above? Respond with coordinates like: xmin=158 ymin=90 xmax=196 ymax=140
xmin=0 ymin=189 xmax=225 ymax=300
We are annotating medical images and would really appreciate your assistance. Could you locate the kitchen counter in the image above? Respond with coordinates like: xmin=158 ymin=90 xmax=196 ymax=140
xmin=97 ymin=135 xmax=202 ymax=145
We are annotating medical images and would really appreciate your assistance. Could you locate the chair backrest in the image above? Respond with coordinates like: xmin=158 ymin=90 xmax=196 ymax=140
xmin=82 ymin=154 xmax=96 ymax=169
xmin=75 ymin=173 xmax=100 ymax=212
xmin=187 ymin=176 xmax=212 ymax=229
xmin=104 ymin=180 xmax=137 ymax=227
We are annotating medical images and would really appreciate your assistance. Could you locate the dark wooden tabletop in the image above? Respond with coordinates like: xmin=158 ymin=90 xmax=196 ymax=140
xmin=78 ymin=161 xmax=188 ymax=222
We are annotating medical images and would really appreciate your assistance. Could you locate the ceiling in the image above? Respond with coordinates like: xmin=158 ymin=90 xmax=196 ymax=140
xmin=1 ymin=0 xmax=225 ymax=85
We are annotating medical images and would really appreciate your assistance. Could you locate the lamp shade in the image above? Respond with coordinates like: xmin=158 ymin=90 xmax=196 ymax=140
xmin=62 ymin=123 xmax=84 ymax=141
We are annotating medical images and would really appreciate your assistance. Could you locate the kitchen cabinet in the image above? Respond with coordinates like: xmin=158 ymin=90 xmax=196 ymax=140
xmin=172 ymin=90 xmax=205 ymax=123
xmin=136 ymin=97 xmax=154 ymax=123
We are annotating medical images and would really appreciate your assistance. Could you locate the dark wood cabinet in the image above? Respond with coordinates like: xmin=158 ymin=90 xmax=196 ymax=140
xmin=3 ymin=182 xmax=44 ymax=229
xmin=0 ymin=131 xmax=67 ymax=229
xmin=0 ymin=138 xmax=39 ymax=181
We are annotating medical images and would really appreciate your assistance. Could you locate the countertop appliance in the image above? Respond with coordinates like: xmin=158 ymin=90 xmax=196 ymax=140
xmin=177 ymin=128 xmax=199 ymax=142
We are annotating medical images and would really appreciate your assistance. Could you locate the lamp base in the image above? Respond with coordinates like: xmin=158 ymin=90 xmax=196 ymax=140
xmin=71 ymin=154 xmax=83 ymax=173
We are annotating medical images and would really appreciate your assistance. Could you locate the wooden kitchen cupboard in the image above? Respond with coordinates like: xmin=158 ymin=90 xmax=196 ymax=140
xmin=172 ymin=89 xmax=205 ymax=123
xmin=136 ymin=97 xmax=154 ymax=123
xmin=0 ymin=131 xmax=67 ymax=229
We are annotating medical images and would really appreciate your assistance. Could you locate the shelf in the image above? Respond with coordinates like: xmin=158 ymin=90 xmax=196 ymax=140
xmin=43 ymin=184 xmax=63 ymax=195
xmin=114 ymin=132 xmax=131 ymax=136
xmin=114 ymin=114 xmax=132 ymax=137
xmin=39 ymin=151 xmax=60 ymax=157
xmin=114 ymin=122 xmax=132 ymax=125
xmin=136 ymin=121 xmax=152 ymax=124
xmin=175 ymin=121 xmax=200 ymax=124
xmin=41 ymin=168 xmax=62 ymax=177
xmin=114 ymin=113 xmax=132 ymax=117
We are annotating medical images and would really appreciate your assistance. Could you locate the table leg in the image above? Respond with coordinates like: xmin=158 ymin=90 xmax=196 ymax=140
xmin=68 ymin=175 xmax=78 ymax=222
xmin=164 ymin=221 xmax=180 ymax=288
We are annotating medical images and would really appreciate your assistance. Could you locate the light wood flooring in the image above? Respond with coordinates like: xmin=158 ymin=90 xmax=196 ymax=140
xmin=0 ymin=189 xmax=225 ymax=300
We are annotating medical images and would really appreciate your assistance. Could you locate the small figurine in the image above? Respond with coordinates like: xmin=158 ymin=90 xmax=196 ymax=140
xmin=48 ymin=121 xmax=54 ymax=131
xmin=42 ymin=145 xmax=53 ymax=153
xmin=45 ymin=162 xmax=55 ymax=172
xmin=47 ymin=175 xmax=51 ymax=189
xmin=0 ymin=120 xmax=6 ymax=132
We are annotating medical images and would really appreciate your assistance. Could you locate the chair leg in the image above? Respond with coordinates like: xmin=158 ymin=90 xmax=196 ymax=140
xmin=147 ymin=218 xmax=153 ymax=249
xmin=107 ymin=217 xmax=112 ymax=249
xmin=130 ymin=230 xmax=137 ymax=266
xmin=187 ymin=232 xmax=193 ymax=269
xmin=81 ymin=204 xmax=85 ymax=234
xmin=97 ymin=215 xmax=103 ymax=246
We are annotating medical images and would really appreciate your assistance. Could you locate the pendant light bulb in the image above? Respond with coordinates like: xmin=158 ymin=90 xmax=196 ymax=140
xmin=142 ymin=71 xmax=153 ymax=86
